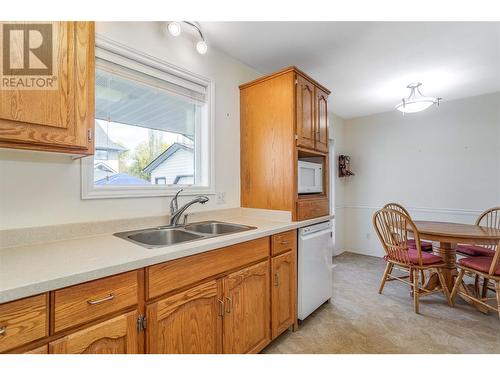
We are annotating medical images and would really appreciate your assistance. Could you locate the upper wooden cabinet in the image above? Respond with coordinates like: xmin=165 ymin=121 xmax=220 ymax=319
xmin=315 ymin=88 xmax=329 ymax=153
xmin=296 ymin=76 xmax=329 ymax=153
xmin=296 ymin=75 xmax=316 ymax=150
xmin=0 ymin=22 xmax=95 ymax=155
xmin=240 ymin=66 xmax=331 ymax=220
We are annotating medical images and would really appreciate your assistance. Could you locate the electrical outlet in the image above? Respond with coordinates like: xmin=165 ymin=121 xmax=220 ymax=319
xmin=216 ymin=192 xmax=226 ymax=204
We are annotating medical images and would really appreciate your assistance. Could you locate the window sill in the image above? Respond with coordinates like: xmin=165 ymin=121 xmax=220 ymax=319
xmin=81 ymin=184 xmax=215 ymax=200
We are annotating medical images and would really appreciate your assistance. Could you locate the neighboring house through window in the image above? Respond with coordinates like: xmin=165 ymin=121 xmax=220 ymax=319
xmin=143 ymin=143 xmax=194 ymax=185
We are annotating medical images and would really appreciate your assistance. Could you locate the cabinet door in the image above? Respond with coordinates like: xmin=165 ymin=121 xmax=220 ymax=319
xmin=296 ymin=75 xmax=315 ymax=150
xmin=271 ymin=251 xmax=296 ymax=339
xmin=0 ymin=22 xmax=94 ymax=154
xmin=49 ymin=311 xmax=139 ymax=354
xmin=23 ymin=345 xmax=48 ymax=354
xmin=146 ymin=280 xmax=222 ymax=354
xmin=315 ymin=88 xmax=329 ymax=153
xmin=223 ymin=260 xmax=270 ymax=354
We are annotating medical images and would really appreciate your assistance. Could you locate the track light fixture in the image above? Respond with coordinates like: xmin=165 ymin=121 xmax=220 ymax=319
xmin=165 ymin=21 xmax=208 ymax=55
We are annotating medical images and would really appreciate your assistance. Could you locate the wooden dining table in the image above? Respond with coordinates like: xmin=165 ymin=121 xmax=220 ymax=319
xmin=411 ymin=221 xmax=500 ymax=312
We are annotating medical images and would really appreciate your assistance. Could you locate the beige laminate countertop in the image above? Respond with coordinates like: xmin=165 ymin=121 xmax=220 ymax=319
xmin=0 ymin=213 xmax=332 ymax=304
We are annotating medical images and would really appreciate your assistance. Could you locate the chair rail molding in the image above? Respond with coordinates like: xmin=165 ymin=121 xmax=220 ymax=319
xmin=339 ymin=205 xmax=483 ymax=217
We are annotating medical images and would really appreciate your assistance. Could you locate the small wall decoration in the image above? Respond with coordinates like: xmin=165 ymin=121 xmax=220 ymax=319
xmin=339 ymin=155 xmax=355 ymax=177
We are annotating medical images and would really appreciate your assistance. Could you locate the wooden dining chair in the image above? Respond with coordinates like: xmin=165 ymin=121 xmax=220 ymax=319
xmin=450 ymin=246 xmax=500 ymax=319
xmin=383 ymin=203 xmax=433 ymax=252
xmin=383 ymin=203 xmax=432 ymax=284
xmin=373 ymin=208 xmax=452 ymax=314
xmin=456 ymin=207 xmax=500 ymax=258
xmin=456 ymin=207 xmax=500 ymax=297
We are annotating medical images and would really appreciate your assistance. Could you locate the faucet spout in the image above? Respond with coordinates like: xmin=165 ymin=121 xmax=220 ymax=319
xmin=169 ymin=195 xmax=209 ymax=226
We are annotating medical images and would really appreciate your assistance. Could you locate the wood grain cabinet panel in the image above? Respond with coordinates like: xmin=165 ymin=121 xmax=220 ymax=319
xmin=271 ymin=251 xmax=296 ymax=339
xmin=296 ymin=75 xmax=316 ymax=150
xmin=0 ymin=294 xmax=48 ymax=353
xmin=147 ymin=237 xmax=270 ymax=299
xmin=314 ymin=88 xmax=329 ymax=153
xmin=296 ymin=198 xmax=330 ymax=221
xmin=0 ymin=21 xmax=94 ymax=155
xmin=49 ymin=311 xmax=139 ymax=354
xmin=271 ymin=230 xmax=296 ymax=256
xmin=223 ymin=260 xmax=270 ymax=354
xmin=52 ymin=271 xmax=139 ymax=333
xmin=23 ymin=345 xmax=48 ymax=354
xmin=146 ymin=280 xmax=223 ymax=354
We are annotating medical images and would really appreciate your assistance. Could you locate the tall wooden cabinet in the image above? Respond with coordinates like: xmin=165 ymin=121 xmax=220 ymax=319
xmin=0 ymin=22 xmax=95 ymax=155
xmin=240 ymin=66 xmax=331 ymax=221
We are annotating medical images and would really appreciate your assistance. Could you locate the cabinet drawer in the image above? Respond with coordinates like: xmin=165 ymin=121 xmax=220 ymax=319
xmin=53 ymin=271 xmax=139 ymax=333
xmin=271 ymin=230 xmax=297 ymax=256
xmin=148 ymin=237 xmax=270 ymax=299
xmin=0 ymin=294 xmax=48 ymax=353
xmin=296 ymin=198 xmax=329 ymax=220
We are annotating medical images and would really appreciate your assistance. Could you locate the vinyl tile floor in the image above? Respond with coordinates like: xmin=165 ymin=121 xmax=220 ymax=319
xmin=263 ymin=252 xmax=500 ymax=354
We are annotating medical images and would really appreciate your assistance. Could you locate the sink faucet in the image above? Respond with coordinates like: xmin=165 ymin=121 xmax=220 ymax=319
xmin=169 ymin=189 xmax=209 ymax=226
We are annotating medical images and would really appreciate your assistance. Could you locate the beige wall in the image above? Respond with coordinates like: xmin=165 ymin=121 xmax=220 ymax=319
xmin=0 ymin=22 xmax=260 ymax=230
xmin=339 ymin=92 xmax=500 ymax=257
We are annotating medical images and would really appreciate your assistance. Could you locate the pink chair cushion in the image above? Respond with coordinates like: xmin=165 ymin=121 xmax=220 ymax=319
xmin=456 ymin=244 xmax=495 ymax=257
xmin=408 ymin=249 xmax=443 ymax=265
xmin=408 ymin=239 xmax=433 ymax=252
xmin=459 ymin=256 xmax=500 ymax=275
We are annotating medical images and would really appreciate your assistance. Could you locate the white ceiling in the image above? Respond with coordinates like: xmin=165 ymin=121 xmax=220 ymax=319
xmin=200 ymin=22 xmax=500 ymax=118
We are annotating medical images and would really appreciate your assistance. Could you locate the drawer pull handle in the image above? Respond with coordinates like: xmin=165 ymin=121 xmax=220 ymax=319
xmin=225 ymin=297 xmax=232 ymax=314
xmin=87 ymin=294 xmax=115 ymax=305
xmin=274 ymin=273 xmax=279 ymax=287
xmin=280 ymin=240 xmax=290 ymax=245
xmin=0 ymin=326 xmax=6 ymax=336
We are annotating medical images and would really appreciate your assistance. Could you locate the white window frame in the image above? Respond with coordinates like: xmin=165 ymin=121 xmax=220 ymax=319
xmin=81 ymin=35 xmax=215 ymax=200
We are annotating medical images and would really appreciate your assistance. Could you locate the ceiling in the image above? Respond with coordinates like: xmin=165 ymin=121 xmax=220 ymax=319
xmin=200 ymin=22 xmax=500 ymax=118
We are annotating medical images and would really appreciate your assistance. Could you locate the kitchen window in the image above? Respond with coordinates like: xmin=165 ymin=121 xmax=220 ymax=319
xmin=82 ymin=38 xmax=214 ymax=199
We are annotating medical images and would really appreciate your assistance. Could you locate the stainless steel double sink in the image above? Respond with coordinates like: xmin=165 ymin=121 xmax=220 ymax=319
xmin=114 ymin=221 xmax=256 ymax=249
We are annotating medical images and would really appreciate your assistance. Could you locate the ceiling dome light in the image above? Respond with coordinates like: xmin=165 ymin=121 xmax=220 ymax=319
xmin=167 ymin=22 xmax=182 ymax=37
xmin=196 ymin=40 xmax=208 ymax=54
xmin=395 ymin=83 xmax=441 ymax=114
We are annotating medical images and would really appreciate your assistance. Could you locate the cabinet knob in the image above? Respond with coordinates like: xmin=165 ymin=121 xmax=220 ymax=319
xmin=0 ymin=326 xmax=6 ymax=336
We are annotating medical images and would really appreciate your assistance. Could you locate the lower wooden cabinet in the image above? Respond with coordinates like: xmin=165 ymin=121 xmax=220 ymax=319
xmin=145 ymin=260 xmax=271 ymax=354
xmin=24 ymin=345 xmax=48 ymax=354
xmin=0 ymin=232 xmax=298 ymax=355
xmin=49 ymin=310 xmax=139 ymax=354
xmin=146 ymin=280 xmax=223 ymax=354
xmin=271 ymin=251 xmax=296 ymax=339
xmin=223 ymin=260 xmax=270 ymax=354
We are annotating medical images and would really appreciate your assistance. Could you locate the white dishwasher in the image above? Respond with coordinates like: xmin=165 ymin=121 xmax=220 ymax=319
xmin=298 ymin=220 xmax=333 ymax=320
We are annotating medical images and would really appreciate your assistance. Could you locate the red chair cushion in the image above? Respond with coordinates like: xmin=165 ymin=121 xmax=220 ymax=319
xmin=456 ymin=244 xmax=495 ymax=257
xmin=408 ymin=249 xmax=443 ymax=265
xmin=408 ymin=239 xmax=433 ymax=252
xmin=458 ymin=256 xmax=500 ymax=275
